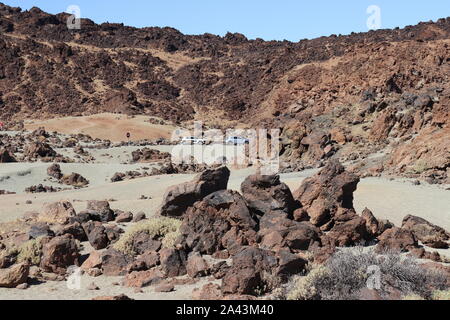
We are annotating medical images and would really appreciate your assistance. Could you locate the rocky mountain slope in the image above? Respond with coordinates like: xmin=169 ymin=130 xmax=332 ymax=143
xmin=0 ymin=3 xmax=449 ymax=182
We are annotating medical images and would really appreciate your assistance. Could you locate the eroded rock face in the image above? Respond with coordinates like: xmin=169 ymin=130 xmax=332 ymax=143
xmin=294 ymin=160 xmax=360 ymax=226
xmin=0 ymin=262 xmax=29 ymax=288
xmin=402 ymin=215 xmax=449 ymax=248
xmin=177 ymin=190 xmax=257 ymax=255
xmin=40 ymin=235 xmax=80 ymax=275
xmin=159 ymin=166 xmax=230 ymax=217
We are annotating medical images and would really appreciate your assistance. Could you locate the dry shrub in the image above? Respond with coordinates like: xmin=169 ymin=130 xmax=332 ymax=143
xmin=286 ymin=247 xmax=448 ymax=300
xmin=432 ymin=290 xmax=450 ymax=300
xmin=113 ymin=217 xmax=181 ymax=255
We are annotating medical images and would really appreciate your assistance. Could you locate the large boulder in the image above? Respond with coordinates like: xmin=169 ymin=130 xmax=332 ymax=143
xmin=258 ymin=212 xmax=320 ymax=251
xmin=376 ymin=227 xmax=418 ymax=253
xmin=0 ymin=263 xmax=29 ymax=288
xmin=221 ymin=246 xmax=278 ymax=295
xmin=159 ymin=166 xmax=230 ymax=217
xmin=100 ymin=249 xmax=132 ymax=276
xmin=401 ymin=215 xmax=449 ymax=249
xmin=85 ymin=200 xmax=115 ymax=222
xmin=293 ymin=160 xmax=360 ymax=226
xmin=159 ymin=248 xmax=187 ymax=277
xmin=240 ymin=174 xmax=297 ymax=216
xmin=38 ymin=201 xmax=76 ymax=225
xmin=40 ymin=235 xmax=80 ymax=274
xmin=177 ymin=190 xmax=257 ymax=255
xmin=324 ymin=209 xmax=369 ymax=246
xmin=186 ymin=252 xmax=209 ymax=278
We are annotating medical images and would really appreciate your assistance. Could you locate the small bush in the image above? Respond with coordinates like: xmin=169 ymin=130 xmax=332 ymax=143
xmin=113 ymin=217 xmax=181 ymax=255
xmin=285 ymin=247 xmax=448 ymax=300
xmin=286 ymin=266 xmax=330 ymax=300
xmin=17 ymin=237 xmax=44 ymax=265
xmin=432 ymin=290 xmax=450 ymax=300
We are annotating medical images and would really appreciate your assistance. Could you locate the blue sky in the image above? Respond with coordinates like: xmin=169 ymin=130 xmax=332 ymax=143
xmin=3 ymin=1 xmax=450 ymax=41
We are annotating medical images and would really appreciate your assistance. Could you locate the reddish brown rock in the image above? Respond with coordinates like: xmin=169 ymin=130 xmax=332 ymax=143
xmin=38 ymin=201 xmax=76 ymax=225
xmin=85 ymin=200 xmax=115 ymax=222
xmin=376 ymin=227 xmax=418 ymax=253
xmin=40 ymin=235 xmax=80 ymax=275
xmin=177 ymin=190 xmax=257 ymax=254
xmin=294 ymin=160 xmax=360 ymax=227
xmin=186 ymin=252 xmax=209 ymax=278
xmin=115 ymin=211 xmax=133 ymax=223
xmin=159 ymin=166 xmax=230 ymax=217
xmin=123 ymin=268 xmax=165 ymax=288
xmin=192 ymin=283 xmax=223 ymax=300
xmin=0 ymin=263 xmax=29 ymax=288
xmin=240 ymin=174 xmax=297 ymax=216
xmin=401 ymin=215 xmax=449 ymax=249
xmin=100 ymin=249 xmax=133 ymax=276
xmin=60 ymin=173 xmax=89 ymax=187
xmin=159 ymin=248 xmax=187 ymax=277
xmin=47 ymin=163 xmax=62 ymax=179
xmin=221 ymin=246 xmax=278 ymax=295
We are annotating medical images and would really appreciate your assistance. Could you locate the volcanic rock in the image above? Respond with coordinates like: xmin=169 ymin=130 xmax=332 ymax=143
xmin=159 ymin=166 xmax=230 ymax=217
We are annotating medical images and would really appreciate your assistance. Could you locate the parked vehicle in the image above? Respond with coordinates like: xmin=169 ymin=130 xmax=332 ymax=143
xmin=225 ymin=136 xmax=249 ymax=145
xmin=181 ymin=136 xmax=206 ymax=145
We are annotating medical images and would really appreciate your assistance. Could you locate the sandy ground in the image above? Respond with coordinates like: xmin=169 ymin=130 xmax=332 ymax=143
xmin=24 ymin=113 xmax=177 ymax=142
xmin=0 ymin=143 xmax=449 ymax=299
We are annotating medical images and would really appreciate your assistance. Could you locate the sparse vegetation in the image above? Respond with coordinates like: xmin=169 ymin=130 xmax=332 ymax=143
xmin=113 ymin=217 xmax=181 ymax=255
xmin=432 ymin=290 xmax=450 ymax=300
xmin=17 ymin=237 xmax=44 ymax=265
xmin=285 ymin=247 xmax=448 ymax=300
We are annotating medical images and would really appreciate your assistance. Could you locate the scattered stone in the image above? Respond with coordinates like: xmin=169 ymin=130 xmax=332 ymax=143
xmin=154 ymin=282 xmax=175 ymax=293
